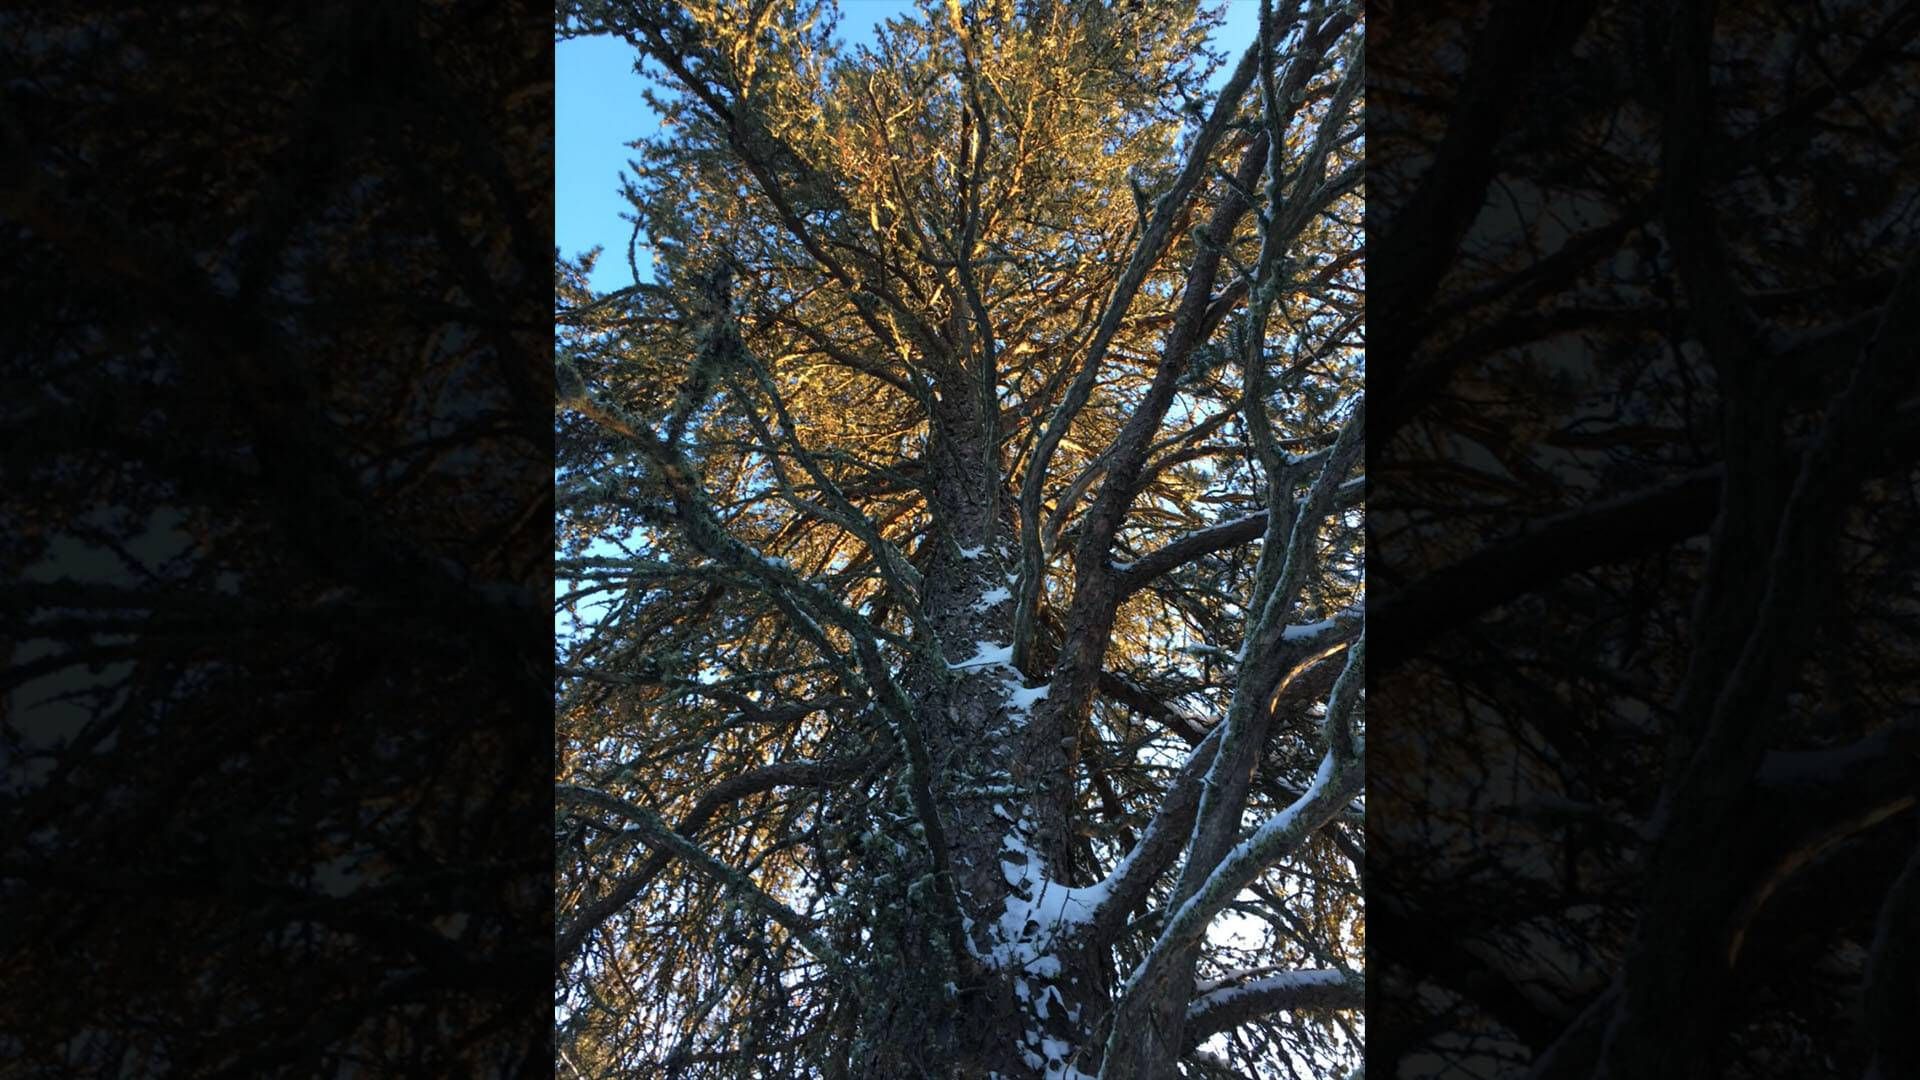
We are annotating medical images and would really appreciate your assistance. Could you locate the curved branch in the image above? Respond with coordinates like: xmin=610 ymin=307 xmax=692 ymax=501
xmin=1011 ymin=39 xmax=1272 ymax=668
xmin=1104 ymin=639 xmax=1365 ymax=1075
xmin=1374 ymin=397 xmax=1920 ymax=676
xmin=1183 ymin=969 xmax=1363 ymax=1047
xmin=555 ymin=752 xmax=874 ymax=970
xmin=1158 ymin=642 xmax=1365 ymax=961
xmin=1082 ymin=725 xmax=1225 ymax=948
xmin=556 ymin=783 xmax=848 ymax=974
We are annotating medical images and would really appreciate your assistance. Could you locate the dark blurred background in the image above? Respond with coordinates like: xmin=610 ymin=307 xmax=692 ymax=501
xmin=1368 ymin=2 xmax=1920 ymax=1077
xmin=0 ymin=4 xmax=553 ymax=1075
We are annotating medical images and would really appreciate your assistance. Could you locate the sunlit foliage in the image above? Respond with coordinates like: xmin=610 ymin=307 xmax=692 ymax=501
xmin=555 ymin=1 xmax=1362 ymax=1075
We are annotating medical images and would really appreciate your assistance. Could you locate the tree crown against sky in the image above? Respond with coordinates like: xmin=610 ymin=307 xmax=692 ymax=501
xmin=553 ymin=1 xmax=1363 ymax=1076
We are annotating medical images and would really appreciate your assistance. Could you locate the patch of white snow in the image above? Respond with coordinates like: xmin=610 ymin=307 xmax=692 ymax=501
xmin=949 ymin=641 xmax=1016 ymax=671
xmin=973 ymin=585 xmax=1012 ymax=610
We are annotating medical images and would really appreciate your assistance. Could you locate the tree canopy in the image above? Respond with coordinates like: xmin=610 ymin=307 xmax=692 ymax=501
xmin=554 ymin=1 xmax=1363 ymax=1076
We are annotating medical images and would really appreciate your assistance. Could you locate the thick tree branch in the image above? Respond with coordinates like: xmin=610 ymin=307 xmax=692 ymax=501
xmin=1374 ymin=397 xmax=1920 ymax=675
xmin=1010 ymin=35 xmax=1273 ymax=668
xmin=1115 ymin=473 xmax=1363 ymax=597
xmin=1103 ymin=637 xmax=1364 ymax=1076
xmin=1183 ymin=969 xmax=1364 ymax=1047
xmin=1082 ymin=724 xmax=1225 ymax=948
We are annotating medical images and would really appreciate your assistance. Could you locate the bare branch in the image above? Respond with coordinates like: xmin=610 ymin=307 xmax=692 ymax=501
xmin=556 ymin=783 xmax=849 ymax=974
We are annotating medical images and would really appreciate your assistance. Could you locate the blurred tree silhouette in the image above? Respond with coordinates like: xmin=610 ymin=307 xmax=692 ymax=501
xmin=0 ymin=3 xmax=552 ymax=1075
xmin=1370 ymin=2 xmax=1920 ymax=1077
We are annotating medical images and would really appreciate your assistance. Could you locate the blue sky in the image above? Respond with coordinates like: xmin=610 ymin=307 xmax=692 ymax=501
xmin=557 ymin=3 xmax=919 ymax=294
xmin=554 ymin=31 xmax=660 ymax=294
xmin=556 ymin=1 xmax=1262 ymax=294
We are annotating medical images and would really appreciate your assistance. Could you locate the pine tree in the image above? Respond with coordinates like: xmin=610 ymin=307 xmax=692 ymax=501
xmin=555 ymin=2 xmax=1364 ymax=1076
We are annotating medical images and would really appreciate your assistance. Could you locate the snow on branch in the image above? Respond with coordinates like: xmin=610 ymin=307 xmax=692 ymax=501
xmin=948 ymin=641 xmax=1017 ymax=671
xmin=1077 ymin=724 xmax=1226 ymax=946
xmin=1111 ymin=639 xmax=1364 ymax=1022
xmin=1184 ymin=969 xmax=1363 ymax=1045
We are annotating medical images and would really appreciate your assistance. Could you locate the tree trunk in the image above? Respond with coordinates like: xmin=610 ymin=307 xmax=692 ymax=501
xmin=835 ymin=382 xmax=1111 ymax=1077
